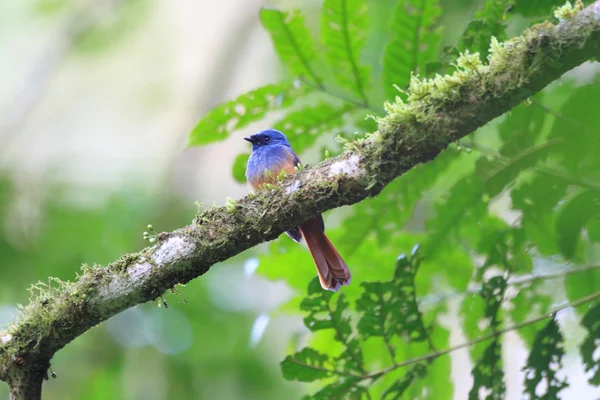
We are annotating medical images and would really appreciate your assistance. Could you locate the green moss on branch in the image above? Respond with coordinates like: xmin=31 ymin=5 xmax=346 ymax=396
xmin=1 ymin=1 xmax=599 ymax=395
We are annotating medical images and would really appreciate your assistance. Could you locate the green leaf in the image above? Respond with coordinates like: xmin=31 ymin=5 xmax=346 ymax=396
xmin=468 ymin=339 xmax=505 ymax=400
xmin=232 ymin=153 xmax=250 ymax=183
xmin=341 ymin=147 xmax=459 ymax=256
xmin=281 ymin=348 xmax=332 ymax=382
xmin=426 ymin=139 xmax=560 ymax=259
xmin=480 ymin=140 xmax=559 ymax=198
xmin=522 ymin=317 xmax=569 ymax=398
xmin=556 ymin=189 xmax=600 ymax=260
xmin=497 ymin=98 xmax=548 ymax=158
xmin=187 ymin=82 xmax=301 ymax=146
xmin=580 ymin=302 xmax=600 ymax=386
xmin=588 ymin=217 xmax=600 ymax=243
xmin=382 ymin=363 xmax=428 ymax=400
xmin=458 ymin=0 xmax=514 ymax=59
xmin=309 ymin=377 xmax=367 ymax=399
xmin=461 ymin=276 xmax=507 ymax=362
xmin=565 ymin=269 xmax=600 ymax=316
xmin=481 ymin=276 xmax=507 ymax=328
xmin=511 ymin=175 xmax=567 ymax=256
xmin=513 ymin=0 xmax=570 ymax=17
xmin=424 ymin=173 xmax=488 ymax=257
xmin=549 ymin=83 xmax=600 ymax=176
xmin=382 ymin=0 xmax=442 ymax=100
xmin=260 ymin=8 xmax=324 ymax=87
xmin=300 ymin=280 xmax=365 ymax=373
xmin=464 ymin=275 xmax=509 ymax=398
xmin=320 ymin=0 xmax=370 ymax=104
xmin=510 ymin=282 xmax=552 ymax=348
xmin=356 ymin=254 xmax=429 ymax=343
xmin=273 ymin=102 xmax=354 ymax=155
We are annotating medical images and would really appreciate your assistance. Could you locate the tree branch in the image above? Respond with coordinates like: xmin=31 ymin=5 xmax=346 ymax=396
xmin=1 ymin=2 xmax=600 ymax=397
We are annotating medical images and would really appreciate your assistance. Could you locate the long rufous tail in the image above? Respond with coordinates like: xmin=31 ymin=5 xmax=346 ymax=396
xmin=300 ymin=219 xmax=351 ymax=292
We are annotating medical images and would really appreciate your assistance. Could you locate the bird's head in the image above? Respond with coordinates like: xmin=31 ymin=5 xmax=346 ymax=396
xmin=244 ymin=129 xmax=290 ymax=151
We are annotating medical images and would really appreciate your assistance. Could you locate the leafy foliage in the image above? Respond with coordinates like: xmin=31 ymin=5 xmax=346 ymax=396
xmin=522 ymin=317 xmax=568 ymax=399
xmin=260 ymin=9 xmax=323 ymax=87
xmin=556 ymin=189 xmax=600 ymax=260
xmin=182 ymin=0 xmax=600 ymax=398
xmin=382 ymin=363 xmax=428 ymax=399
xmin=187 ymin=82 xmax=303 ymax=146
xmin=281 ymin=250 xmax=436 ymax=398
xmin=11 ymin=0 xmax=600 ymax=398
xmin=320 ymin=0 xmax=371 ymax=105
xmin=382 ymin=0 xmax=442 ymax=100
xmin=469 ymin=340 xmax=505 ymax=400
xmin=580 ymin=302 xmax=600 ymax=386
xmin=467 ymin=277 xmax=507 ymax=399
xmin=458 ymin=0 xmax=514 ymax=59
xmin=281 ymin=348 xmax=332 ymax=382
xmin=356 ymin=248 xmax=429 ymax=344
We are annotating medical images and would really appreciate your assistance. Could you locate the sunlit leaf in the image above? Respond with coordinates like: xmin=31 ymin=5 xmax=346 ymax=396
xmin=382 ymin=363 xmax=428 ymax=400
xmin=320 ymin=0 xmax=371 ymax=104
xmin=273 ymin=102 xmax=354 ymax=155
xmin=462 ymin=276 xmax=507 ymax=365
xmin=260 ymin=8 xmax=324 ymax=87
xmin=187 ymin=83 xmax=303 ymax=146
xmin=300 ymin=279 xmax=364 ymax=373
xmin=341 ymin=148 xmax=459 ymax=256
xmin=309 ymin=377 xmax=367 ymax=399
xmin=510 ymin=281 xmax=552 ymax=348
xmin=281 ymin=348 xmax=333 ymax=382
xmin=382 ymin=0 xmax=442 ymax=100
xmin=356 ymin=253 xmax=429 ymax=343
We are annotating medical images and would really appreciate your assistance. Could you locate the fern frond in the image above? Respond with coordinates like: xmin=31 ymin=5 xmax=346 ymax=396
xmin=260 ymin=8 xmax=324 ymax=88
xmin=320 ymin=0 xmax=371 ymax=106
xmin=382 ymin=0 xmax=442 ymax=100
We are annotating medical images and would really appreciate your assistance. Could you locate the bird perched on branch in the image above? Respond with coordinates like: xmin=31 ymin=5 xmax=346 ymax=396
xmin=244 ymin=129 xmax=351 ymax=291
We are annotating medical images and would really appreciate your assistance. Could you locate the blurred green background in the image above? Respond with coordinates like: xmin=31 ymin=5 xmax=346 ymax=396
xmin=1 ymin=0 xmax=599 ymax=399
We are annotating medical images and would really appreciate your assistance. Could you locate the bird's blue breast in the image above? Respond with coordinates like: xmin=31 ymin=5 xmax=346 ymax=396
xmin=246 ymin=145 xmax=298 ymax=190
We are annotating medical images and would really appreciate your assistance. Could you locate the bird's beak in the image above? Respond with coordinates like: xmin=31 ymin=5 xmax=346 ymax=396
xmin=244 ymin=137 xmax=253 ymax=143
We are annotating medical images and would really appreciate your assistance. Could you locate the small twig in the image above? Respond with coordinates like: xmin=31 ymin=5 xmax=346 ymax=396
xmin=531 ymin=99 xmax=596 ymax=135
xmin=286 ymin=290 xmax=600 ymax=382
xmin=420 ymin=264 xmax=600 ymax=307
xmin=463 ymin=140 xmax=600 ymax=192
xmin=366 ymin=290 xmax=600 ymax=380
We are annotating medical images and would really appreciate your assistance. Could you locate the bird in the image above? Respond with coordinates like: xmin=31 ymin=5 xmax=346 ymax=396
xmin=244 ymin=129 xmax=351 ymax=291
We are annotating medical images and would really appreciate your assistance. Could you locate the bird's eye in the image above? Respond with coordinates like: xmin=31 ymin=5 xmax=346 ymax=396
xmin=264 ymin=137 xmax=270 ymax=142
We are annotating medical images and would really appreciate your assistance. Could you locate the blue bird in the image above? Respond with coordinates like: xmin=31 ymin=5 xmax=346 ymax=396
xmin=245 ymin=129 xmax=351 ymax=291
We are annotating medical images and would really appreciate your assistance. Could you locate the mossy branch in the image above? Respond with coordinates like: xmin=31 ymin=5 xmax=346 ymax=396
xmin=1 ymin=2 xmax=600 ymax=398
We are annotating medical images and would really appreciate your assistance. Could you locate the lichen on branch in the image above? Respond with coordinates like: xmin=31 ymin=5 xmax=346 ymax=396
xmin=1 ymin=1 xmax=600 ymax=397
